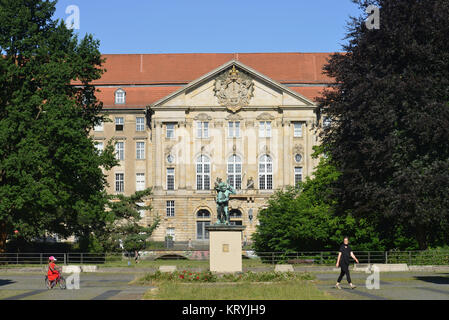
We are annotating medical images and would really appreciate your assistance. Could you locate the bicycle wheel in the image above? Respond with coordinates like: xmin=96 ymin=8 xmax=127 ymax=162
xmin=58 ymin=276 xmax=66 ymax=290
xmin=45 ymin=276 xmax=51 ymax=289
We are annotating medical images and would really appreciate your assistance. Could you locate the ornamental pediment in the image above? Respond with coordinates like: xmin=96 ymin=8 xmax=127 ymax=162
xmin=150 ymin=60 xmax=315 ymax=110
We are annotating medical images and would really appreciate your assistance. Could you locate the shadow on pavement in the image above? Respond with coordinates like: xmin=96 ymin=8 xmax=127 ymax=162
xmin=0 ymin=279 xmax=15 ymax=287
xmin=414 ymin=274 xmax=449 ymax=285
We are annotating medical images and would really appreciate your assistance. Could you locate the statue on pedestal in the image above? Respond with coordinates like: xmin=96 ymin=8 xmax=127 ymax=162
xmin=214 ymin=178 xmax=236 ymax=225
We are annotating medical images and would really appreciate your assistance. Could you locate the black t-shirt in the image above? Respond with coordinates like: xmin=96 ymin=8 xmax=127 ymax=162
xmin=339 ymin=244 xmax=352 ymax=266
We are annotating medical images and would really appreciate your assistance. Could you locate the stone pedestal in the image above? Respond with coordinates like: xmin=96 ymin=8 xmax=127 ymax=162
xmin=206 ymin=225 xmax=246 ymax=273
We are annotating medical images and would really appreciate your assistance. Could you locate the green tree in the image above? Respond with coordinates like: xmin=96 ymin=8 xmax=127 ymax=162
xmin=318 ymin=0 xmax=449 ymax=249
xmin=95 ymin=189 xmax=160 ymax=253
xmin=0 ymin=0 xmax=117 ymax=252
xmin=252 ymin=147 xmax=384 ymax=254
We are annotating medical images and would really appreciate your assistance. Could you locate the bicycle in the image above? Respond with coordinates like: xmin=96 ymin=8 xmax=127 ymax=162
xmin=44 ymin=266 xmax=66 ymax=290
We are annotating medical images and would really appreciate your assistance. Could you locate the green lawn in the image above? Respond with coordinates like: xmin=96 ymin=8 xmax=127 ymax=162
xmin=143 ymin=281 xmax=339 ymax=300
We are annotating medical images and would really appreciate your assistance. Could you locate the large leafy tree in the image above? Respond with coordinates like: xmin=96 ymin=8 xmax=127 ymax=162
xmin=91 ymin=189 xmax=160 ymax=253
xmin=0 ymin=0 xmax=117 ymax=252
xmin=318 ymin=0 xmax=449 ymax=249
xmin=252 ymin=147 xmax=386 ymax=253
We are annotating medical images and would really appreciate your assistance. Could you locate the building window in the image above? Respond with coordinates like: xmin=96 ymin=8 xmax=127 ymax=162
xmin=136 ymin=142 xmax=145 ymax=160
xmin=166 ymin=227 xmax=175 ymax=241
xmin=259 ymin=121 xmax=272 ymax=138
xmin=136 ymin=117 xmax=145 ymax=131
xmin=115 ymin=89 xmax=126 ymax=104
xmin=259 ymin=154 xmax=273 ymax=190
xmin=293 ymin=122 xmax=303 ymax=137
xmin=94 ymin=120 xmax=103 ymax=132
xmin=228 ymin=121 xmax=240 ymax=138
xmin=227 ymin=154 xmax=242 ymax=190
xmin=167 ymin=168 xmax=175 ymax=190
xmin=196 ymin=221 xmax=210 ymax=240
xmin=294 ymin=167 xmax=303 ymax=188
xmin=166 ymin=200 xmax=175 ymax=217
xmin=196 ymin=210 xmax=211 ymax=240
xmin=95 ymin=141 xmax=103 ymax=154
xmin=196 ymin=155 xmax=210 ymax=190
xmin=323 ymin=116 xmax=332 ymax=128
xmin=136 ymin=173 xmax=145 ymax=191
xmin=166 ymin=123 xmax=175 ymax=139
xmin=115 ymin=173 xmax=124 ymax=193
xmin=115 ymin=142 xmax=124 ymax=161
xmin=197 ymin=121 xmax=209 ymax=138
xmin=115 ymin=117 xmax=124 ymax=131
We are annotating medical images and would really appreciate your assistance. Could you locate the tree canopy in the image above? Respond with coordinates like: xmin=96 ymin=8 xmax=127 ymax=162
xmin=317 ymin=0 xmax=449 ymax=249
xmin=0 ymin=0 xmax=117 ymax=252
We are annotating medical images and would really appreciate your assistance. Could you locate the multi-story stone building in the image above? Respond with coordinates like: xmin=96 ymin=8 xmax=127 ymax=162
xmin=90 ymin=53 xmax=332 ymax=245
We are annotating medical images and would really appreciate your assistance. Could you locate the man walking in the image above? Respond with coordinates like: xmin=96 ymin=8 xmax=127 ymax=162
xmin=336 ymin=236 xmax=359 ymax=289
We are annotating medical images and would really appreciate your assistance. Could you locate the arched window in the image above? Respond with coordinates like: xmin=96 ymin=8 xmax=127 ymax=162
xmin=227 ymin=155 xmax=242 ymax=189
xmin=197 ymin=209 xmax=211 ymax=219
xmin=259 ymin=154 xmax=273 ymax=190
xmin=196 ymin=155 xmax=210 ymax=190
xmin=229 ymin=209 xmax=243 ymax=226
xmin=115 ymin=88 xmax=126 ymax=104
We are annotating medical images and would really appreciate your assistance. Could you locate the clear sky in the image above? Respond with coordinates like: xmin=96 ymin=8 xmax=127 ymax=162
xmin=53 ymin=0 xmax=361 ymax=54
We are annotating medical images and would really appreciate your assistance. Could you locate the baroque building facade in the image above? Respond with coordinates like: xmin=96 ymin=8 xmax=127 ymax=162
xmin=89 ymin=53 xmax=332 ymax=245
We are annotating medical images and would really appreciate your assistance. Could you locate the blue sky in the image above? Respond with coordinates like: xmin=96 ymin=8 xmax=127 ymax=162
xmin=53 ymin=0 xmax=361 ymax=54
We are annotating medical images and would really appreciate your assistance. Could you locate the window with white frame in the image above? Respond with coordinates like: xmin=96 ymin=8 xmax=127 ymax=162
xmin=166 ymin=227 xmax=175 ymax=241
xmin=293 ymin=122 xmax=303 ymax=137
xmin=196 ymin=121 xmax=209 ymax=138
xmin=259 ymin=154 xmax=273 ymax=190
xmin=115 ymin=89 xmax=126 ymax=104
xmin=136 ymin=173 xmax=145 ymax=191
xmin=94 ymin=120 xmax=103 ymax=132
xmin=228 ymin=121 xmax=240 ymax=138
xmin=95 ymin=141 xmax=103 ymax=154
xmin=115 ymin=141 xmax=124 ymax=161
xmin=115 ymin=117 xmax=124 ymax=131
xmin=227 ymin=154 xmax=242 ymax=189
xmin=115 ymin=173 xmax=124 ymax=193
xmin=167 ymin=168 xmax=175 ymax=190
xmin=136 ymin=141 xmax=145 ymax=160
xmin=323 ymin=116 xmax=332 ymax=128
xmin=136 ymin=117 xmax=145 ymax=131
xmin=294 ymin=167 xmax=303 ymax=188
xmin=259 ymin=121 xmax=272 ymax=138
xmin=166 ymin=200 xmax=175 ymax=217
xmin=196 ymin=155 xmax=210 ymax=190
xmin=166 ymin=123 xmax=175 ymax=139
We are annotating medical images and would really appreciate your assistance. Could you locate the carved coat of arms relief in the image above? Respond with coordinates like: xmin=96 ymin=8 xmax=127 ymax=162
xmin=213 ymin=65 xmax=254 ymax=113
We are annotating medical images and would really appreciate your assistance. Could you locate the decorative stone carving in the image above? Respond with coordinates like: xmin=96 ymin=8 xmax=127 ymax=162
xmin=256 ymin=112 xmax=275 ymax=121
xmin=293 ymin=144 xmax=304 ymax=154
xmin=193 ymin=113 xmax=212 ymax=121
xmin=213 ymin=65 xmax=254 ymax=113
xmin=225 ymin=113 xmax=244 ymax=121
xmin=214 ymin=121 xmax=223 ymax=128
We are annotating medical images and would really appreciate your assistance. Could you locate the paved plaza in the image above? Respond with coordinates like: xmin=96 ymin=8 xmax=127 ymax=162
xmin=1 ymin=270 xmax=449 ymax=300
xmin=316 ymin=271 xmax=449 ymax=300
xmin=0 ymin=272 xmax=153 ymax=300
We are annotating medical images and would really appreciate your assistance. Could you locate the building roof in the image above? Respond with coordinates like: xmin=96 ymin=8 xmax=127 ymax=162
xmin=84 ymin=53 xmax=335 ymax=109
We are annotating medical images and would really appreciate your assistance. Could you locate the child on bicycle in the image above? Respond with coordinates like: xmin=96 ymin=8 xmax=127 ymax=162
xmin=47 ymin=256 xmax=61 ymax=288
